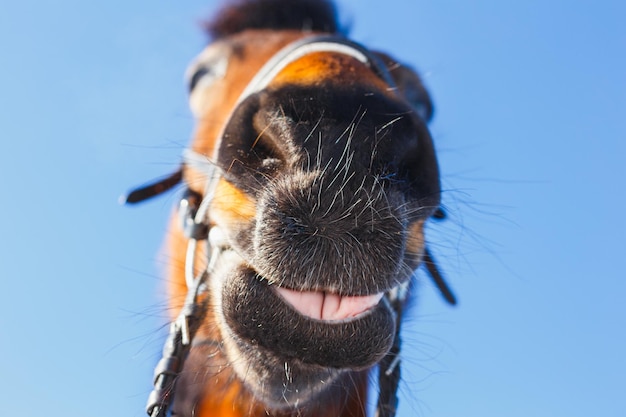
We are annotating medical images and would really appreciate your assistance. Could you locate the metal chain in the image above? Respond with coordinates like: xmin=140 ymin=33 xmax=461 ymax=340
xmin=146 ymin=188 xmax=213 ymax=417
xmin=146 ymin=269 xmax=209 ymax=417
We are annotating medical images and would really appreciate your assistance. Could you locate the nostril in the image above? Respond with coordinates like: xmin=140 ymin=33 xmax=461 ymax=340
xmin=250 ymin=133 xmax=285 ymax=165
xmin=217 ymin=94 xmax=291 ymax=188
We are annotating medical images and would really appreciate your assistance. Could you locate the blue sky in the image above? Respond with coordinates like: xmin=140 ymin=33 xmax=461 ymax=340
xmin=1 ymin=1 xmax=624 ymax=416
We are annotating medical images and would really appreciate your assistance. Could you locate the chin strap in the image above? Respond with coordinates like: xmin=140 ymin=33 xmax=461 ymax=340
xmin=376 ymin=332 xmax=403 ymax=417
xmin=374 ymin=280 xmax=408 ymax=417
xmin=425 ymin=208 xmax=457 ymax=306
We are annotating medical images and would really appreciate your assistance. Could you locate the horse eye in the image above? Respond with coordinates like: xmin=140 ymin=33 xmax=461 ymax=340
xmin=188 ymin=67 xmax=211 ymax=92
xmin=186 ymin=52 xmax=229 ymax=116
xmin=186 ymin=54 xmax=229 ymax=93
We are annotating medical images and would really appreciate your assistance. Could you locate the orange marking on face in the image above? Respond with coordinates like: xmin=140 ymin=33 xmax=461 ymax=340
xmin=197 ymin=380 xmax=264 ymax=417
xmin=195 ymin=370 xmax=369 ymax=417
xmin=164 ymin=208 xmax=210 ymax=320
xmin=406 ymin=220 xmax=426 ymax=266
xmin=271 ymin=52 xmax=390 ymax=91
xmin=209 ymin=178 xmax=257 ymax=227
xmin=164 ymin=212 xmax=188 ymax=319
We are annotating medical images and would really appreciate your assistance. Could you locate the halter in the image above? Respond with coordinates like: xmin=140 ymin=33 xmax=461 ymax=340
xmin=124 ymin=35 xmax=456 ymax=417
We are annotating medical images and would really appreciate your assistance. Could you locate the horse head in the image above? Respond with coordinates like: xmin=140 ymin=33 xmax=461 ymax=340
xmin=126 ymin=1 xmax=454 ymax=416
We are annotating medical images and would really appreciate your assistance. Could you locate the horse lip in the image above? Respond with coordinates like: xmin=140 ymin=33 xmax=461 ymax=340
xmin=220 ymin=267 xmax=397 ymax=369
xmin=272 ymin=285 xmax=385 ymax=322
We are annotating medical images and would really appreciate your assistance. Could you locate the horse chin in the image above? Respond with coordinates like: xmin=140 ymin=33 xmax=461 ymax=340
xmin=220 ymin=334 xmax=346 ymax=410
xmin=209 ymin=251 xmax=398 ymax=410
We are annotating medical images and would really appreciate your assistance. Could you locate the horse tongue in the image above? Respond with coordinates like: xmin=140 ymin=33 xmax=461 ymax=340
xmin=275 ymin=287 xmax=384 ymax=321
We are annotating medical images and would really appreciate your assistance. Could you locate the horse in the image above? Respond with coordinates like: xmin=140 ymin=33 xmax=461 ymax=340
xmin=125 ymin=1 xmax=455 ymax=416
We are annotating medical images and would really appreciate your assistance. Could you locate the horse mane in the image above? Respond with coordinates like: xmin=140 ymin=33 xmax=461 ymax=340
xmin=206 ymin=0 xmax=342 ymax=39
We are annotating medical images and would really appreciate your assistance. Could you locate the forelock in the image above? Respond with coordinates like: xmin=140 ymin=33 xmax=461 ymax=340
xmin=206 ymin=0 xmax=343 ymax=39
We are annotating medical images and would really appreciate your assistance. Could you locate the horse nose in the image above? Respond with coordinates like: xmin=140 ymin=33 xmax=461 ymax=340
xmin=253 ymin=171 xmax=407 ymax=295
